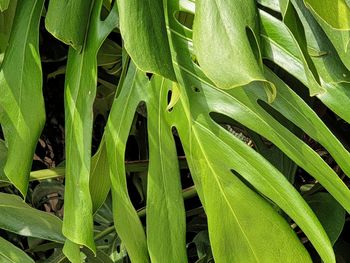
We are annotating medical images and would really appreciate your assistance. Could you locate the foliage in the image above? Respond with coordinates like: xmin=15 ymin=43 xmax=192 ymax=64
xmin=0 ymin=0 xmax=350 ymax=262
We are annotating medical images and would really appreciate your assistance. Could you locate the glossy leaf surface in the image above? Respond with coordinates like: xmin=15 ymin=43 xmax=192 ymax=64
xmin=0 ymin=193 xmax=65 ymax=243
xmin=193 ymin=0 xmax=276 ymax=102
xmin=45 ymin=0 xmax=93 ymax=51
xmin=117 ymin=0 xmax=175 ymax=80
xmin=0 ymin=236 xmax=34 ymax=263
xmin=62 ymin=0 xmax=119 ymax=260
xmin=0 ymin=0 xmax=45 ymax=196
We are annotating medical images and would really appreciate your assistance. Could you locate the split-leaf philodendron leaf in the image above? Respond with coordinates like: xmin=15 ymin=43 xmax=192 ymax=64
xmin=0 ymin=0 xmax=350 ymax=262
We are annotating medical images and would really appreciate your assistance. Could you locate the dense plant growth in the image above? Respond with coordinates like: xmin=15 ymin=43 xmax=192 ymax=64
xmin=1 ymin=0 xmax=350 ymax=262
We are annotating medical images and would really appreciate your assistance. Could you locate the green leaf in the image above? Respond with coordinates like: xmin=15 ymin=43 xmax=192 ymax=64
xmin=304 ymin=0 xmax=350 ymax=30
xmin=171 ymin=77 xmax=331 ymax=262
xmin=45 ymin=0 xmax=94 ymax=51
xmin=289 ymin=0 xmax=350 ymax=124
xmin=117 ymin=0 xmax=176 ymax=80
xmin=0 ymin=0 xmax=45 ymax=196
xmin=305 ymin=192 xmax=346 ymax=245
xmin=259 ymin=9 xmax=324 ymax=96
xmin=0 ymin=139 xmax=7 ymax=180
xmin=166 ymin=83 xmax=181 ymax=111
xmin=0 ymin=0 xmax=9 ymax=11
xmin=193 ymin=0 xmax=276 ymax=102
xmin=62 ymin=0 xmax=118 ymax=258
xmin=97 ymin=38 xmax=122 ymax=67
xmin=0 ymin=192 xmax=65 ymax=243
xmin=90 ymin=139 xmax=111 ymax=213
xmin=146 ymin=77 xmax=187 ymax=262
xmin=0 ymin=236 xmax=34 ymax=263
xmin=165 ymin=1 xmax=339 ymax=261
xmin=257 ymin=68 xmax=350 ymax=181
xmin=105 ymin=63 xmax=150 ymax=262
xmin=0 ymin=0 xmax=17 ymax=55
xmin=304 ymin=0 xmax=350 ymax=70
xmin=62 ymin=240 xmax=81 ymax=263
xmin=257 ymin=0 xmax=281 ymax=12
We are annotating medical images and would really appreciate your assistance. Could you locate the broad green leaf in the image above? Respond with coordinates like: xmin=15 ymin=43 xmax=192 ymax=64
xmin=0 ymin=192 xmax=65 ymax=243
xmin=62 ymin=0 xmax=118 ymax=259
xmin=305 ymin=193 xmax=346 ymax=245
xmin=180 ymin=121 xmax=312 ymax=262
xmin=105 ymin=59 xmax=315 ymax=261
xmin=193 ymin=0 xmax=276 ymax=102
xmin=0 ymin=236 xmax=34 ymax=263
xmin=163 ymin=5 xmax=337 ymax=259
xmin=304 ymin=0 xmax=350 ymax=30
xmin=172 ymin=71 xmax=334 ymax=262
xmin=0 ymin=0 xmax=45 ymax=196
xmin=106 ymin=55 xmax=334 ymax=263
xmin=117 ymin=0 xmax=175 ymax=80
xmin=213 ymin=80 xmax=350 ymax=218
xmin=0 ymin=0 xmax=9 ymax=11
xmin=45 ymin=0 xmax=93 ymax=51
xmin=105 ymin=63 xmax=150 ymax=262
xmin=146 ymin=77 xmax=187 ymax=262
xmin=249 ymin=133 xmax=298 ymax=184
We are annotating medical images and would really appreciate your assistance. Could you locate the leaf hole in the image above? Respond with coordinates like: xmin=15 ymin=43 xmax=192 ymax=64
xmin=146 ymin=73 xmax=153 ymax=80
xmin=257 ymin=99 xmax=302 ymax=137
xmin=174 ymin=11 xmax=194 ymax=30
xmin=230 ymin=169 xmax=256 ymax=191
xmin=124 ymin=102 xmax=148 ymax=209
xmin=0 ymin=125 xmax=3 ymax=140
xmin=209 ymin=112 xmax=254 ymax=146
xmin=193 ymin=87 xmax=200 ymax=93
xmin=167 ymin=90 xmax=173 ymax=112
xmin=245 ymin=26 xmax=261 ymax=65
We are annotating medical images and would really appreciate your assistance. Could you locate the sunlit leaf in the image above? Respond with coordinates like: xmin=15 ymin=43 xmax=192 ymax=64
xmin=0 ymin=236 xmax=34 ymax=263
xmin=193 ymin=0 xmax=276 ymax=102
xmin=0 ymin=0 xmax=45 ymax=196
xmin=45 ymin=0 xmax=93 ymax=51
xmin=62 ymin=0 xmax=118 ymax=259
xmin=117 ymin=0 xmax=175 ymax=80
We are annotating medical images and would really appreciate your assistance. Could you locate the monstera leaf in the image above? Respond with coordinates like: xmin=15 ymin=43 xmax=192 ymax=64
xmin=0 ymin=0 xmax=350 ymax=262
